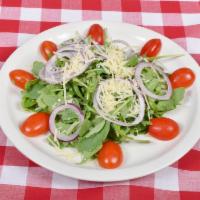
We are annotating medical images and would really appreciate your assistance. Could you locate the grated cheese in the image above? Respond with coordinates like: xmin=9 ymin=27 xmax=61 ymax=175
xmin=98 ymin=44 xmax=133 ymax=78
xmin=62 ymin=47 xmax=95 ymax=104
xmin=98 ymin=79 xmax=140 ymax=118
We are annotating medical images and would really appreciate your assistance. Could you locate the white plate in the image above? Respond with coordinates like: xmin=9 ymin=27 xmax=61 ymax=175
xmin=0 ymin=21 xmax=200 ymax=182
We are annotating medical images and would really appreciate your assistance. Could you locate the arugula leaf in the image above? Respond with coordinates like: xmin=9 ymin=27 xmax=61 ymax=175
xmin=76 ymin=121 xmax=110 ymax=161
xmin=24 ymin=79 xmax=46 ymax=97
xmin=55 ymin=58 xmax=67 ymax=68
xmin=59 ymin=109 xmax=79 ymax=123
xmin=109 ymin=119 xmax=150 ymax=142
xmin=155 ymin=99 xmax=175 ymax=112
xmin=112 ymin=124 xmax=129 ymax=137
xmin=36 ymin=84 xmax=63 ymax=112
xmin=79 ymin=119 xmax=91 ymax=137
xmin=56 ymin=121 xmax=80 ymax=135
xmin=142 ymin=67 xmax=167 ymax=96
xmin=125 ymin=55 xmax=139 ymax=67
xmin=148 ymin=88 xmax=185 ymax=116
xmin=22 ymin=80 xmax=65 ymax=112
xmin=32 ymin=61 xmax=44 ymax=77
xmin=171 ymin=87 xmax=185 ymax=104
xmin=130 ymin=120 xmax=150 ymax=136
xmin=22 ymin=97 xmax=37 ymax=109
xmin=47 ymin=135 xmax=61 ymax=149
xmin=22 ymin=80 xmax=47 ymax=111
xmin=85 ymin=119 xmax=105 ymax=138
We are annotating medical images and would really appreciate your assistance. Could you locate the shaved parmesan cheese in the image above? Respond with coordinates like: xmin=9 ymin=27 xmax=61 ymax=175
xmin=62 ymin=47 xmax=95 ymax=104
xmin=98 ymin=79 xmax=140 ymax=117
xmin=99 ymin=44 xmax=133 ymax=78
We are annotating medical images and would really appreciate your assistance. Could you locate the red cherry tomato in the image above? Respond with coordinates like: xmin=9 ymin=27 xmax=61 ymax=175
xmin=148 ymin=117 xmax=179 ymax=141
xmin=9 ymin=69 xmax=35 ymax=90
xmin=40 ymin=41 xmax=57 ymax=60
xmin=140 ymin=38 xmax=161 ymax=57
xmin=87 ymin=24 xmax=104 ymax=45
xmin=169 ymin=67 xmax=195 ymax=89
xmin=20 ymin=113 xmax=50 ymax=137
xmin=97 ymin=141 xmax=123 ymax=169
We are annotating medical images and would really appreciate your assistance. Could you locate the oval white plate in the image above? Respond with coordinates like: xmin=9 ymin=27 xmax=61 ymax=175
xmin=0 ymin=21 xmax=200 ymax=182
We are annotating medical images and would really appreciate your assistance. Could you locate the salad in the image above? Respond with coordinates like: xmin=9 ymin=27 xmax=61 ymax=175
xmin=9 ymin=24 xmax=195 ymax=169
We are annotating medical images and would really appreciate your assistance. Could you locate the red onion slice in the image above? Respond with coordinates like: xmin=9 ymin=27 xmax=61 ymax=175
xmin=39 ymin=48 xmax=94 ymax=84
xmin=57 ymin=47 xmax=79 ymax=53
xmin=93 ymin=79 xmax=145 ymax=126
xmin=49 ymin=103 xmax=84 ymax=142
xmin=39 ymin=67 xmax=63 ymax=84
xmin=135 ymin=62 xmax=172 ymax=100
xmin=112 ymin=39 xmax=135 ymax=58
xmin=112 ymin=40 xmax=135 ymax=52
xmin=55 ymin=50 xmax=77 ymax=59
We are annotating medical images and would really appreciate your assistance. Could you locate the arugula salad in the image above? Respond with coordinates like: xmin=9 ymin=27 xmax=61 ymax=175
xmin=9 ymin=24 xmax=195 ymax=169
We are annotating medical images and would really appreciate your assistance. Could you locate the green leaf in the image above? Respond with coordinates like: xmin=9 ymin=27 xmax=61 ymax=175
xmin=129 ymin=121 xmax=149 ymax=136
xmin=112 ymin=124 xmax=128 ymax=137
xmin=76 ymin=121 xmax=110 ymax=161
xmin=36 ymin=84 xmax=63 ymax=112
xmin=156 ymin=99 xmax=175 ymax=112
xmin=59 ymin=109 xmax=79 ymax=123
xmin=21 ymin=97 xmax=37 ymax=109
xmin=56 ymin=121 xmax=80 ymax=135
xmin=147 ymin=54 xmax=184 ymax=62
xmin=39 ymin=94 xmax=59 ymax=108
xmin=125 ymin=55 xmax=139 ymax=67
xmin=146 ymin=79 xmax=160 ymax=92
xmin=171 ymin=87 xmax=185 ymax=105
xmin=85 ymin=119 xmax=105 ymax=138
xmin=142 ymin=67 xmax=167 ymax=96
xmin=72 ymin=84 xmax=84 ymax=99
xmin=22 ymin=80 xmax=47 ymax=111
xmin=32 ymin=61 xmax=45 ymax=76
xmin=79 ymin=119 xmax=91 ymax=137
xmin=55 ymin=58 xmax=67 ymax=68
xmin=47 ymin=135 xmax=61 ymax=149
xmin=148 ymin=88 xmax=185 ymax=115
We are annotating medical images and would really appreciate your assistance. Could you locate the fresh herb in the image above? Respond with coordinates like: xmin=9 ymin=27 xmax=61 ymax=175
xmin=148 ymin=88 xmax=185 ymax=116
xmin=56 ymin=57 xmax=68 ymax=68
xmin=125 ymin=55 xmax=139 ymax=67
xmin=22 ymin=80 xmax=47 ymax=111
xmin=22 ymin=80 xmax=64 ymax=112
xmin=142 ymin=67 xmax=167 ymax=96
xmin=32 ymin=61 xmax=45 ymax=77
xmin=55 ymin=108 xmax=80 ymax=136
xmin=147 ymin=54 xmax=184 ymax=62
xmin=76 ymin=121 xmax=110 ymax=161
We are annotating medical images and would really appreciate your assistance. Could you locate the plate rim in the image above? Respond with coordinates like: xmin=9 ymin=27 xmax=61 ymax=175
xmin=0 ymin=20 xmax=200 ymax=182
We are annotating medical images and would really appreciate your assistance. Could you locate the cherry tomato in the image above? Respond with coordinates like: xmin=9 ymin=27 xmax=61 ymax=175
xmin=9 ymin=69 xmax=35 ymax=90
xmin=148 ymin=117 xmax=179 ymax=141
xmin=87 ymin=24 xmax=104 ymax=45
xmin=20 ymin=113 xmax=50 ymax=137
xmin=140 ymin=38 xmax=161 ymax=57
xmin=169 ymin=67 xmax=195 ymax=89
xmin=40 ymin=41 xmax=57 ymax=60
xmin=97 ymin=141 xmax=123 ymax=169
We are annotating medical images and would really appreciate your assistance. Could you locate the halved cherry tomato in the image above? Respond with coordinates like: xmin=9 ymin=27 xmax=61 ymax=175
xmin=169 ymin=67 xmax=195 ymax=89
xmin=40 ymin=41 xmax=57 ymax=60
xmin=140 ymin=38 xmax=161 ymax=57
xmin=87 ymin=24 xmax=104 ymax=45
xmin=148 ymin=117 xmax=179 ymax=141
xmin=9 ymin=69 xmax=35 ymax=90
xmin=20 ymin=113 xmax=50 ymax=137
xmin=97 ymin=141 xmax=123 ymax=169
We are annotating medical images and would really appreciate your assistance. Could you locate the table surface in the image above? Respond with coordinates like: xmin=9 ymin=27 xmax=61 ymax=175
xmin=0 ymin=0 xmax=200 ymax=199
